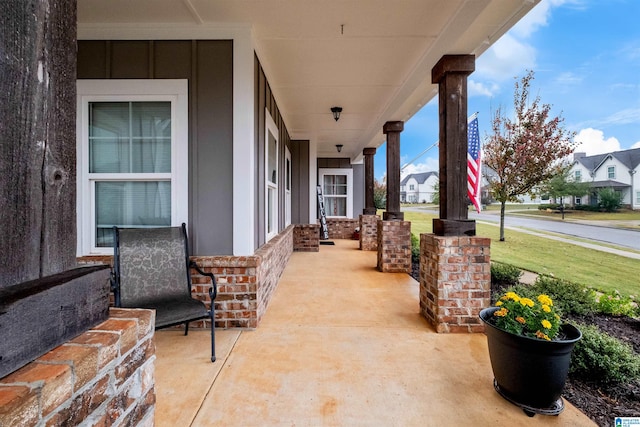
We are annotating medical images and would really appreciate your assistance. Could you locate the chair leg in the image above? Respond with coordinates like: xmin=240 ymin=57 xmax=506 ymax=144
xmin=210 ymin=309 xmax=216 ymax=363
xmin=184 ymin=322 xmax=189 ymax=336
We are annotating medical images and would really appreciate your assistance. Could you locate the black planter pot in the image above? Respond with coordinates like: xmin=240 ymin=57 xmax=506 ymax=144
xmin=479 ymin=307 xmax=582 ymax=417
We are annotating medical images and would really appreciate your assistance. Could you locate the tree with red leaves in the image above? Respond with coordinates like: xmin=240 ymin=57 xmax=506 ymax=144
xmin=484 ymin=70 xmax=576 ymax=241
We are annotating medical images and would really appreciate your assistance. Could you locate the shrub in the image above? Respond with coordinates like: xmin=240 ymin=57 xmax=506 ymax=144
xmin=597 ymin=291 xmax=639 ymax=317
xmin=491 ymin=263 xmax=522 ymax=287
xmin=492 ymin=283 xmax=536 ymax=305
xmin=532 ymin=275 xmax=596 ymax=316
xmin=410 ymin=233 xmax=420 ymax=264
xmin=598 ymin=187 xmax=622 ymax=212
xmin=569 ymin=323 xmax=640 ymax=386
xmin=573 ymin=204 xmax=600 ymax=212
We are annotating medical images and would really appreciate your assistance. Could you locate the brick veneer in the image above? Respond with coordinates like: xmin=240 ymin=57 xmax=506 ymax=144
xmin=190 ymin=224 xmax=294 ymax=329
xmin=359 ymin=214 xmax=379 ymax=251
xmin=78 ymin=226 xmax=294 ymax=330
xmin=325 ymin=218 xmax=359 ymax=239
xmin=419 ymin=234 xmax=491 ymax=333
xmin=0 ymin=308 xmax=155 ymax=427
xmin=294 ymin=224 xmax=320 ymax=252
xmin=376 ymin=220 xmax=411 ymax=273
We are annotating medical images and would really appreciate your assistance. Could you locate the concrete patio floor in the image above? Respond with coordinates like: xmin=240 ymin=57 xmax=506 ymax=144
xmin=154 ymin=239 xmax=595 ymax=426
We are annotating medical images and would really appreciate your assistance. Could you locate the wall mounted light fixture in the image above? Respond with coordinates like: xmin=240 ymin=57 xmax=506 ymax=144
xmin=336 ymin=144 xmax=343 ymax=153
xmin=331 ymin=106 xmax=342 ymax=122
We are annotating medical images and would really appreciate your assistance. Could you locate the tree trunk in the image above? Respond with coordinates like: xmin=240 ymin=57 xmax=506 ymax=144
xmin=0 ymin=0 xmax=78 ymax=287
xmin=499 ymin=201 xmax=506 ymax=241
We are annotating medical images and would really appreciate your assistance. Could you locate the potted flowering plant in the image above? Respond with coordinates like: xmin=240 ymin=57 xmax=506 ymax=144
xmin=479 ymin=291 xmax=581 ymax=417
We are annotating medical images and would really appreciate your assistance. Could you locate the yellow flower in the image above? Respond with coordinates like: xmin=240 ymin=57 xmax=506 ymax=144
xmin=537 ymin=294 xmax=553 ymax=306
xmin=494 ymin=308 xmax=509 ymax=317
xmin=542 ymin=304 xmax=551 ymax=313
xmin=520 ymin=297 xmax=535 ymax=308
xmin=496 ymin=301 xmax=503 ymax=306
xmin=501 ymin=292 xmax=520 ymax=302
xmin=535 ymin=331 xmax=551 ymax=341
xmin=541 ymin=319 xmax=552 ymax=329
xmin=515 ymin=316 xmax=526 ymax=324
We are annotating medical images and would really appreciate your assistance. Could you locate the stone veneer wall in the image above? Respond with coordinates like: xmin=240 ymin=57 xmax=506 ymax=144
xmin=359 ymin=214 xmax=379 ymax=251
xmin=419 ymin=234 xmax=491 ymax=333
xmin=325 ymin=218 xmax=359 ymax=239
xmin=293 ymin=224 xmax=320 ymax=252
xmin=0 ymin=308 xmax=155 ymax=427
xmin=376 ymin=220 xmax=411 ymax=273
xmin=78 ymin=225 xmax=295 ymax=330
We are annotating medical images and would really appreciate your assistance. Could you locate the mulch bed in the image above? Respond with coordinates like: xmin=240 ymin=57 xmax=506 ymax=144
xmin=563 ymin=314 xmax=640 ymax=426
xmin=409 ymin=263 xmax=640 ymax=426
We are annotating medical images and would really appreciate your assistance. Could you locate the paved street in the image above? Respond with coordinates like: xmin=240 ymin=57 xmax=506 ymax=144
xmin=403 ymin=206 xmax=640 ymax=259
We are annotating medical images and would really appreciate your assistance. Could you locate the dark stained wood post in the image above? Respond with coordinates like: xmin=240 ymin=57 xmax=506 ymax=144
xmin=431 ymin=55 xmax=476 ymax=236
xmin=363 ymin=147 xmax=377 ymax=215
xmin=383 ymin=121 xmax=404 ymax=220
xmin=0 ymin=0 xmax=78 ymax=287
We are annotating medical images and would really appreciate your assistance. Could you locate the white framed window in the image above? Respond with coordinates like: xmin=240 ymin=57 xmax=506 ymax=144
xmin=409 ymin=184 xmax=415 ymax=190
xmin=285 ymin=147 xmax=292 ymax=227
xmin=265 ymin=109 xmax=279 ymax=241
xmin=608 ymin=166 xmax=615 ymax=179
xmin=76 ymin=80 xmax=188 ymax=255
xmin=574 ymin=170 xmax=581 ymax=181
xmin=636 ymin=191 xmax=640 ymax=204
xmin=319 ymin=168 xmax=353 ymax=218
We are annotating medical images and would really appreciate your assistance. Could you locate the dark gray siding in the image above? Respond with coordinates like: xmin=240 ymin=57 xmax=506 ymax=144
xmin=291 ymin=140 xmax=310 ymax=224
xmin=352 ymin=163 xmax=364 ymax=217
xmin=254 ymin=55 xmax=294 ymax=249
xmin=77 ymin=40 xmax=233 ymax=255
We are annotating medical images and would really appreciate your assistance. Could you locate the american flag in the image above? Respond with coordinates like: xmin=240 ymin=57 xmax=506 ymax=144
xmin=467 ymin=115 xmax=482 ymax=213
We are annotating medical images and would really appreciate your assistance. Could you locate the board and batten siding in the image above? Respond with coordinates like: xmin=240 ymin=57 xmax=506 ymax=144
xmin=77 ymin=40 xmax=233 ymax=255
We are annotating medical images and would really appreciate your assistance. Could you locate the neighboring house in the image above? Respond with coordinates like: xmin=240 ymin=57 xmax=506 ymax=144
xmin=570 ymin=149 xmax=640 ymax=209
xmin=401 ymin=172 xmax=439 ymax=203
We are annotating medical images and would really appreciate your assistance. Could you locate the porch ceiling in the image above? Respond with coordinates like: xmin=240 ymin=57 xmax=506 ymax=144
xmin=77 ymin=0 xmax=539 ymax=161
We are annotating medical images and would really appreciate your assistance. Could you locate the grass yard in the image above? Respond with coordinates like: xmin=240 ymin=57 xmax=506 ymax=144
xmin=403 ymin=211 xmax=639 ymax=296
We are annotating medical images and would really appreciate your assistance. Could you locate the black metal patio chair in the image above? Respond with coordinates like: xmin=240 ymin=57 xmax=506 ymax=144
xmin=111 ymin=223 xmax=217 ymax=362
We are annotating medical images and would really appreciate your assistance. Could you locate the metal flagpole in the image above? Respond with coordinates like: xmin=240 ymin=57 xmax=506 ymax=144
xmin=401 ymin=112 xmax=479 ymax=173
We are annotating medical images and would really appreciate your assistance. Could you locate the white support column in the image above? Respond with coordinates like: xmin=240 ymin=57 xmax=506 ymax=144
xmin=232 ymin=29 xmax=256 ymax=255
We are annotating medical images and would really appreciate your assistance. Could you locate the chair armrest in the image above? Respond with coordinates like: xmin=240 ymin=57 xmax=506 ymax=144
xmin=189 ymin=260 xmax=218 ymax=300
xmin=110 ymin=268 xmax=122 ymax=307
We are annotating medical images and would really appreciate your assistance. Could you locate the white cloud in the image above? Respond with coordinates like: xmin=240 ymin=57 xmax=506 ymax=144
xmin=574 ymin=128 xmax=622 ymax=155
xmin=468 ymin=80 xmax=499 ymax=97
xmin=600 ymin=108 xmax=640 ymax=126
xmin=476 ymin=33 xmax=537 ymax=82
xmin=510 ymin=0 xmax=552 ymax=39
xmin=554 ymin=71 xmax=583 ymax=86
xmin=400 ymin=158 xmax=439 ymax=180
xmin=632 ymin=141 xmax=640 ymax=149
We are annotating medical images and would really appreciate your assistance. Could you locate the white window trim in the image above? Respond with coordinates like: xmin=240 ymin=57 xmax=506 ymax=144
xmin=607 ymin=165 xmax=616 ymax=179
xmin=285 ymin=147 xmax=292 ymax=227
xmin=76 ymin=79 xmax=189 ymax=255
xmin=265 ymin=109 xmax=279 ymax=241
xmin=319 ymin=168 xmax=353 ymax=218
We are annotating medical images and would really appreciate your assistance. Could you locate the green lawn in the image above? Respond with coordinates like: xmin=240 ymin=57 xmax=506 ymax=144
xmin=403 ymin=211 xmax=639 ymax=296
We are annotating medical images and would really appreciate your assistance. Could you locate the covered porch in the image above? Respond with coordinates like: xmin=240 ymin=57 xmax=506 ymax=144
xmin=155 ymin=240 xmax=593 ymax=426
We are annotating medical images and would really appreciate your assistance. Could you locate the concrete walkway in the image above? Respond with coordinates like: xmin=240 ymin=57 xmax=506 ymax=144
xmin=154 ymin=240 xmax=595 ymax=426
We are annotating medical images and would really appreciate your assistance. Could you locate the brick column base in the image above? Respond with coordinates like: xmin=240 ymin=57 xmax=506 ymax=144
xmin=359 ymin=214 xmax=379 ymax=251
xmin=419 ymin=234 xmax=491 ymax=333
xmin=376 ymin=220 xmax=411 ymax=273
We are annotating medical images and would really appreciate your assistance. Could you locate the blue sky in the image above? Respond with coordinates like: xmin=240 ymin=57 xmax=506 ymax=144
xmin=377 ymin=0 xmax=640 ymax=180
